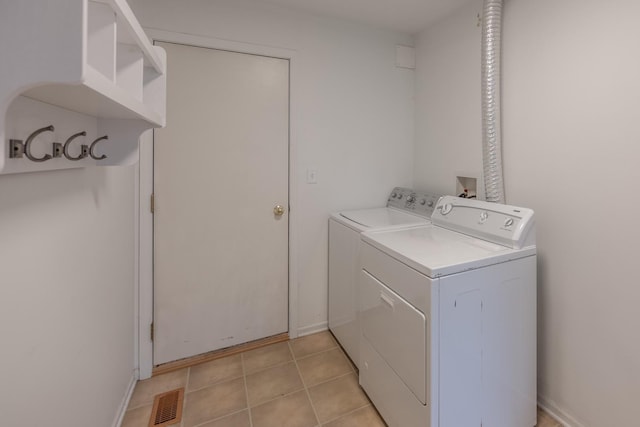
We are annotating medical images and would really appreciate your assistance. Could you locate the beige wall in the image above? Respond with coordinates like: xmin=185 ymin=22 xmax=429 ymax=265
xmin=415 ymin=0 xmax=640 ymax=425
xmin=0 ymin=1 xmax=415 ymax=425
xmin=413 ymin=0 xmax=483 ymax=198
xmin=129 ymin=0 xmax=416 ymax=334
xmin=0 ymin=167 xmax=136 ymax=426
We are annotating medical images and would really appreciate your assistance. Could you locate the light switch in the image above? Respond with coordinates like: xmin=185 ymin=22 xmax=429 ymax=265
xmin=307 ymin=169 xmax=318 ymax=184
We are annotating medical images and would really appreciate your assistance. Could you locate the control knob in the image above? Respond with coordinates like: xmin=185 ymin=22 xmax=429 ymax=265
xmin=440 ymin=203 xmax=453 ymax=215
xmin=427 ymin=200 xmax=434 ymax=207
xmin=480 ymin=211 xmax=489 ymax=222
xmin=391 ymin=192 xmax=397 ymax=198
xmin=504 ymin=218 xmax=514 ymax=227
xmin=407 ymin=195 xmax=415 ymax=203
xmin=419 ymin=199 xmax=426 ymax=205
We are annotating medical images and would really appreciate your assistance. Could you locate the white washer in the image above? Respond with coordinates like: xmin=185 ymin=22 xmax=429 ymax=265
xmin=359 ymin=195 xmax=537 ymax=427
xmin=329 ymin=187 xmax=441 ymax=368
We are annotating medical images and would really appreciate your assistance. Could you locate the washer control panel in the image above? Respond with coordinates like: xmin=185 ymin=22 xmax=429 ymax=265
xmin=387 ymin=187 xmax=441 ymax=218
xmin=432 ymin=195 xmax=536 ymax=249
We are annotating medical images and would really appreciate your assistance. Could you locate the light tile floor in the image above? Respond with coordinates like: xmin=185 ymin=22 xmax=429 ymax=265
xmin=537 ymin=407 xmax=563 ymax=427
xmin=122 ymin=331 xmax=561 ymax=427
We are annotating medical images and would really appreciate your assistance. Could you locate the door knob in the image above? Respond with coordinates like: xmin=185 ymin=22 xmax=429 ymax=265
xmin=273 ymin=205 xmax=285 ymax=216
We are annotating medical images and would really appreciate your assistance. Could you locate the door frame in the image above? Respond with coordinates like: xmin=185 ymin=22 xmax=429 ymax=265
xmin=136 ymin=29 xmax=300 ymax=379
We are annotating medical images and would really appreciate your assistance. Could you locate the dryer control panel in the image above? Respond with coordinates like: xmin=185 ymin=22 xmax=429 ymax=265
xmin=386 ymin=187 xmax=441 ymax=218
xmin=432 ymin=195 xmax=536 ymax=249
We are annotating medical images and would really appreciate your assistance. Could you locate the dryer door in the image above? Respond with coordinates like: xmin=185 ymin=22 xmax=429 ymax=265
xmin=360 ymin=270 xmax=427 ymax=404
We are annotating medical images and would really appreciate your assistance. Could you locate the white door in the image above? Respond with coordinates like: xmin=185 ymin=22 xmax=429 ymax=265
xmin=153 ymin=42 xmax=289 ymax=365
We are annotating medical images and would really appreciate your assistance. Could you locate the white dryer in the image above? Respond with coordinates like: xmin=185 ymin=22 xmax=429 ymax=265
xmin=359 ymin=195 xmax=537 ymax=427
xmin=329 ymin=187 xmax=441 ymax=368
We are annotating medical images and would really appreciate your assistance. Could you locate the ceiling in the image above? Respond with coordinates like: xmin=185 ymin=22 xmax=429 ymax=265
xmin=258 ymin=0 xmax=472 ymax=34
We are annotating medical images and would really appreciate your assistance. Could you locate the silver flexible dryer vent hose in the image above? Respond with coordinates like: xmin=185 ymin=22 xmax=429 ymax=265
xmin=481 ymin=0 xmax=505 ymax=203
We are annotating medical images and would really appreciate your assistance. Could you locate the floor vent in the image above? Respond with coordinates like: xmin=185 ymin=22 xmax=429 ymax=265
xmin=149 ymin=388 xmax=184 ymax=427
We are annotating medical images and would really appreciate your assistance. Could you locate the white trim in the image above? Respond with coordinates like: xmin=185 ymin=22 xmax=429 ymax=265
xmin=144 ymin=28 xmax=298 ymax=60
xmin=138 ymin=130 xmax=154 ymax=379
xmin=133 ymin=161 xmax=140 ymax=377
xmin=112 ymin=374 xmax=137 ymax=427
xmin=297 ymin=321 xmax=328 ymax=337
xmin=538 ymin=394 xmax=585 ymax=427
xmin=137 ymin=29 xmax=300 ymax=376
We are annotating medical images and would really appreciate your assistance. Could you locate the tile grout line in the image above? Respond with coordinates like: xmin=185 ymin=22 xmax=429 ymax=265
xmin=188 ymin=353 xmax=305 ymax=416
xmin=294 ymin=337 xmax=378 ymax=426
xmin=181 ymin=367 xmax=191 ymax=427
xmin=190 ymin=408 xmax=249 ymax=427
xmin=244 ymin=357 xmax=295 ymax=377
xmin=302 ymin=370 xmax=357 ymax=391
xmin=293 ymin=344 xmax=339 ymax=362
xmin=250 ymin=386 xmax=309 ymax=410
xmin=289 ymin=340 xmax=323 ymax=427
xmin=186 ymin=372 xmax=245 ymax=394
xmin=189 ymin=359 xmax=254 ymax=427
xmin=320 ymin=403 xmax=372 ymax=425
xmin=241 ymin=352 xmax=255 ymax=427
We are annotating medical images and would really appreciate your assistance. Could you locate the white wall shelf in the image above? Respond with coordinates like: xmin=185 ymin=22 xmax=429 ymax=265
xmin=0 ymin=0 xmax=166 ymax=174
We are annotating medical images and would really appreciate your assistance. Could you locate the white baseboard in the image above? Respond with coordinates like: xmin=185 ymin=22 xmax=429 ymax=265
xmin=112 ymin=373 xmax=138 ymax=427
xmin=538 ymin=394 xmax=587 ymax=427
xmin=297 ymin=321 xmax=328 ymax=337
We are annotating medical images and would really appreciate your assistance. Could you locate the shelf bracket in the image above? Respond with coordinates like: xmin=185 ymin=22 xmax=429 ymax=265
xmin=9 ymin=139 xmax=24 ymax=158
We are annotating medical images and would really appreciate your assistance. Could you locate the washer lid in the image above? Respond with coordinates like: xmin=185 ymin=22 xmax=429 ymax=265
xmin=362 ymin=225 xmax=536 ymax=278
xmin=338 ymin=207 xmax=429 ymax=229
